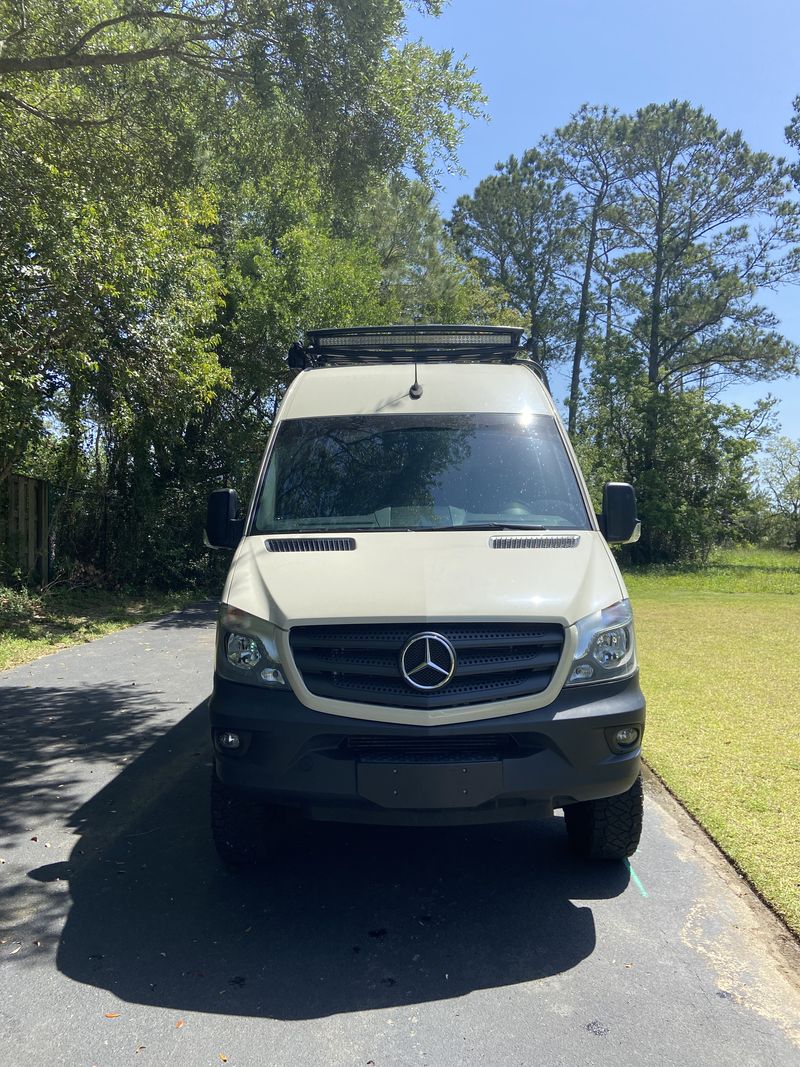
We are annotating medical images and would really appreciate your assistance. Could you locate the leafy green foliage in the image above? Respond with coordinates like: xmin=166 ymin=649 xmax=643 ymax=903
xmin=0 ymin=0 xmax=488 ymax=586
xmin=756 ymin=435 xmax=800 ymax=549
xmin=449 ymin=149 xmax=578 ymax=366
xmin=356 ymin=175 xmax=514 ymax=325
xmin=455 ymin=100 xmax=800 ymax=563
xmin=577 ymin=342 xmax=776 ymax=563
xmin=546 ymin=104 xmax=629 ymax=433
xmin=614 ymin=101 xmax=800 ymax=390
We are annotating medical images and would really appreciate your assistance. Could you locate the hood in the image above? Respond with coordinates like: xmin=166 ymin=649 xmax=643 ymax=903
xmin=223 ymin=530 xmax=625 ymax=629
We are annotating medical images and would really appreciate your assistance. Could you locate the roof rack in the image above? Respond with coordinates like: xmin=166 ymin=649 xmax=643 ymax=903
xmin=293 ymin=325 xmax=526 ymax=367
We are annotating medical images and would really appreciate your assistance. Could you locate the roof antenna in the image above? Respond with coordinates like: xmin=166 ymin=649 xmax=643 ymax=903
xmin=409 ymin=356 xmax=423 ymax=400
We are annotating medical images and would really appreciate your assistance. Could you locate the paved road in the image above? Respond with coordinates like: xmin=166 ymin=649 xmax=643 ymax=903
xmin=1 ymin=605 xmax=798 ymax=1066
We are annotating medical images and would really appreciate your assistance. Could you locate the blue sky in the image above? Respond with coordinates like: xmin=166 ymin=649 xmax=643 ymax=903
xmin=406 ymin=0 xmax=800 ymax=436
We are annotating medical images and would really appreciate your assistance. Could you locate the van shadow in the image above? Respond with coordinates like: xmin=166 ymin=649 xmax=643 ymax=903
xmin=32 ymin=703 xmax=630 ymax=1020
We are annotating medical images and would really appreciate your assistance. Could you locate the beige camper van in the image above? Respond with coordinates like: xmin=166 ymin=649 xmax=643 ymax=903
xmin=205 ymin=326 xmax=644 ymax=864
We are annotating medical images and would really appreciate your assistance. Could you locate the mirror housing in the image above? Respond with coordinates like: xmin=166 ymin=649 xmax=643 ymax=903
xmin=287 ymin=342 xmax=307 ymax=370
xmin=205 ymin=489 xmax=244 ymax=549
xmin=599 ymin=482 xmax=640 ymax=544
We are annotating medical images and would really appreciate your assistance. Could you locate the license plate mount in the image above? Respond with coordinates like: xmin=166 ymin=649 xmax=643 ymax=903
xmin=357 ymin=761 xmax=503 ymax=810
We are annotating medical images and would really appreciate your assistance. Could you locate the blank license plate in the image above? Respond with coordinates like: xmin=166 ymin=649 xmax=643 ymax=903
xmin=357 ymin=761 xmax=503 ymax=809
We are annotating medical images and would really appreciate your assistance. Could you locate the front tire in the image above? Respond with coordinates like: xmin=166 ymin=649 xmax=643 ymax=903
xmin=563 ymin=774 xmax=644 ymax=860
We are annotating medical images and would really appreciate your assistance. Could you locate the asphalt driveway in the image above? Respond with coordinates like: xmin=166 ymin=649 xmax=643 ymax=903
xmin=1 ymin=604 xmax=798 ymax=1065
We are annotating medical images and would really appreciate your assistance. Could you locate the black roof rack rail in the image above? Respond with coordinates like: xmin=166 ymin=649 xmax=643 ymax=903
xmin=304 ymin=325 xmax=524 ymax=364
xmin=286 ymin=324 xmax=549 ymax=389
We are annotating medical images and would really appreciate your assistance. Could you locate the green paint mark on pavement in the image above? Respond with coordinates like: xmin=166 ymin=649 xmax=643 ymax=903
xmin=625 ymin=858 xmax=648 ymax=898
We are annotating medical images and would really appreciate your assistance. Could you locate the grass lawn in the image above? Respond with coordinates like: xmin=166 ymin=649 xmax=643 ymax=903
xmin=0 ymin=585 xmax=201 ymax=672
xmin=625 ymin=547 xmax=800 ymax=937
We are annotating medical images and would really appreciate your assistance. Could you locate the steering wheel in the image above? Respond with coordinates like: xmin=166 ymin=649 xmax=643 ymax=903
xmin=527 ymin=497 xmax=580 ymax=521
xmin=500 ymin=500 xmax=535 ymax=517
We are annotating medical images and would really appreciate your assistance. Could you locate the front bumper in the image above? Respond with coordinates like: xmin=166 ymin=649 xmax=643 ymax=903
xmin=209 ymin=673 xmax=645 ymax=826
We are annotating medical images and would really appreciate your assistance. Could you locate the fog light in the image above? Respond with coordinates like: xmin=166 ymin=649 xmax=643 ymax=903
xmin=218 ymin=731 xmax=241 ymax=750
xmin=614 ymin=726 xmax=640 ymax=748
xmin=260 ymin=667 xmax=285 ymax=686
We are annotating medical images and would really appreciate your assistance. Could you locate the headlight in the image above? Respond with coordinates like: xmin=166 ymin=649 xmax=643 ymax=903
xmin=567 ymin=599 xmax=636 ymax=685
xmin=218 ymin=605 xmax=288 ymax=688
xmin=226 ymin=633 xmax=262 ymax=669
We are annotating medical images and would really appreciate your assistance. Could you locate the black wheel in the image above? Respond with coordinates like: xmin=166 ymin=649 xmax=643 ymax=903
xmin=210 ymin=770 xmax=283 ymax=866
xmin=563 ymin=774 xmax=643 ymax=860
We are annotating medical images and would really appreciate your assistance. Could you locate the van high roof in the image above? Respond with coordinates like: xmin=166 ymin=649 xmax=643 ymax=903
xmin=278 ymin=360 xmax=553 ymax=421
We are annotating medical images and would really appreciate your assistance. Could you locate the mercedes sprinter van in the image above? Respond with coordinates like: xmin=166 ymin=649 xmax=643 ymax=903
xmin=205 ymin=326 xmax=645 ymax=864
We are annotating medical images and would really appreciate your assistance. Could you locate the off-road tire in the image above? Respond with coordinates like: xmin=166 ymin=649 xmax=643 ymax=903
xmin=210 ymin=770 xmax=280 ymax=866
xmin=563 ymin=773 xmax=643 ymax=860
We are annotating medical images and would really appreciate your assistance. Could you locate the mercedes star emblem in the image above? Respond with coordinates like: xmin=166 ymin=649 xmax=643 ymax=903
xmin=400 ymin=632 xmax=457 ymax=690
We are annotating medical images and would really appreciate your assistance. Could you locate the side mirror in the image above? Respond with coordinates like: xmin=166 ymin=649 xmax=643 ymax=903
xmin=599 ymin=482 xmax=640 ymax=544
xmin=205 ymin=489 xmax=244 ymax=549
xmin=287 ymin=342 xmax=307 ymax=370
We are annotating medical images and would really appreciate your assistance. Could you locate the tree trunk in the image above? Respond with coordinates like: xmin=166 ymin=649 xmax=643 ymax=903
xmin=528 ymin=310 xmax=540 ymax=362
xmin=648 ymin=205 xmax=666 ymax=386
xmin=605 ymin=275 xmax=612 ymax=357
xmin=640 ymin=205 xmax=666 ymax=553
xmin=568 ymin=202 xmax=601 ymax=437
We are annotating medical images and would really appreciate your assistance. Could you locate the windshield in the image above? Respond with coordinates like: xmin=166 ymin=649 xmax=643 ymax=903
xmin=253 ymin=413 xmax=590 ymax=533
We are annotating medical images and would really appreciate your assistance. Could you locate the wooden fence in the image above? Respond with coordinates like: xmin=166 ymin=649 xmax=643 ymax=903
xmin=0 ymin=474 xmax=50 ymax=584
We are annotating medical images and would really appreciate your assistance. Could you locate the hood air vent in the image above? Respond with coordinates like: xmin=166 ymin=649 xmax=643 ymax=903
xmin=266 ymin=537 xmax=356 ymax=553
xmin=491 ymin=534 xmax=580 ymax=550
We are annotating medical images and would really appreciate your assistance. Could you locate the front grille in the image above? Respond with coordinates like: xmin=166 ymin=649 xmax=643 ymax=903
xmin=289 ymin=622 xmax=565 ymax=709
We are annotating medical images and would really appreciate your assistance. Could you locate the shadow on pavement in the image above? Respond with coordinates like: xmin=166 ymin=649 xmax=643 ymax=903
xmin=26 ymin=699 xmax=630 ymax=1020
xmin=148 ymin=601 xmax=218 ymax=629
xmin=0 ymin=683 xmax=194 ymax=843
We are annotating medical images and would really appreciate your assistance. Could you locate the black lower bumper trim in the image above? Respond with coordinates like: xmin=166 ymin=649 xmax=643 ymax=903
xmin=208 ymin=673 xmax=645 ymax=826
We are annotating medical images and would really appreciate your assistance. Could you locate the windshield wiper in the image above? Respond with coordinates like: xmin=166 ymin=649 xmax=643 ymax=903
xmin=265 ymin=521 xmax=551 ymax=533
xmin=429 ymin=522 xmax=548 ymax=531
xmin=265 ymin=521 xmax=380 ymax=531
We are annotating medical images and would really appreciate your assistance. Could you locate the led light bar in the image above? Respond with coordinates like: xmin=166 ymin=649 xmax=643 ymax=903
xmin=314 ymin=329 xmax=517 ymax=348
xmin=291 ymin=325 xmax=532 ymax=370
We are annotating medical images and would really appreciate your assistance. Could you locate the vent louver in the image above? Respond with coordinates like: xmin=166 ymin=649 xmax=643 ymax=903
xmin=266 ymin=537 xmax=356 ymax=553
xmin=490 ymin=534 xmax=580 ymax=550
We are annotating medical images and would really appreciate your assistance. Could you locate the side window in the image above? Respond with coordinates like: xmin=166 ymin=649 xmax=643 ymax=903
xmin=256 ymin=452 xmax=278 ymax=529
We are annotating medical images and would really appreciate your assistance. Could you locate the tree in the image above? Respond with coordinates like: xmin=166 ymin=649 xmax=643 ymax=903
xmin=615 ymin=101 xmax=800 ymax=393
xmin=757 ymin=436 xmax=800 ymax=549
xmin=603 ymin=101 xmax=800 ymax=559
xmin=449 ymin=102 xmax=800 ymax=561
xmin=0 ymin=1 xmax=483 ymax=185
xmin=546 ymin=105 xmax=628 ymax=435
xmin=355 ymin=175 xmax=514 ymax=325
xmin=577 ymin=343 xmax=775 ymax=562
xmin=0 ymin=0 xmax=487 ymax=586
xmin=449 ymin=149 xmax=578 ymax=367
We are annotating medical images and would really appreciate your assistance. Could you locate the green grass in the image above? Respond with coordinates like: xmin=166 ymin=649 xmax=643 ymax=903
xmin=625 ymin=547 xmax=800 ymax=937
xmin=625 ymin=545 xmax=800 ymax=595
xmin=0 ymin=585 xmax=199 ymax=671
